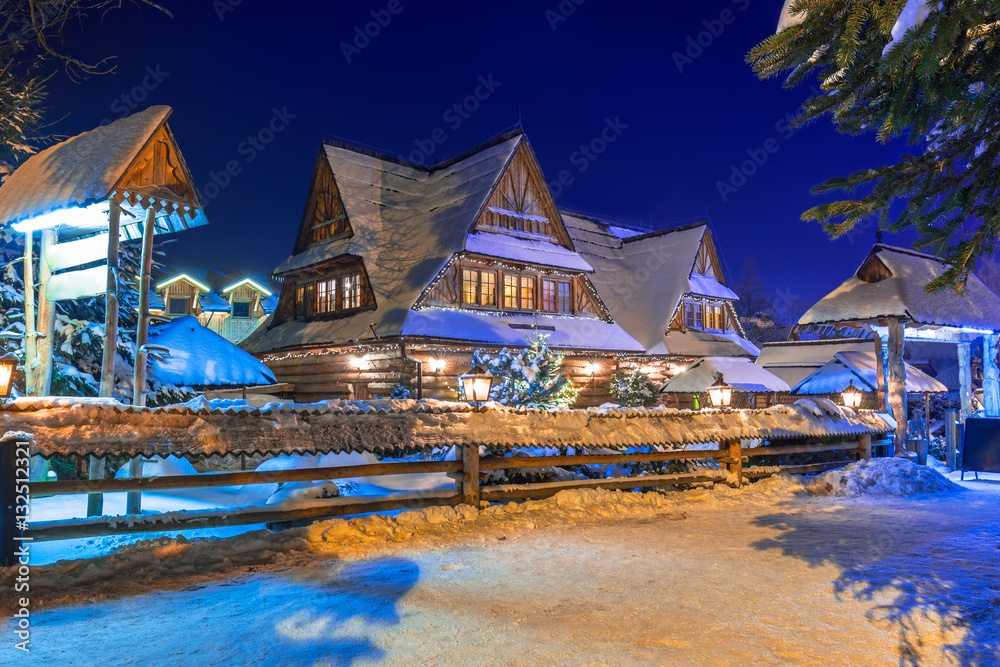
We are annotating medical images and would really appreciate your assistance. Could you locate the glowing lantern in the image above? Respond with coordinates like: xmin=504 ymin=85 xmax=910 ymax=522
xmin=459 ymin=367 xmax=494 ymax=407
xmin=0 ymin=353 xmax=17 ymax=399
xmin=842 ymin=380 xmax=863 ymax=409
xmin=429 ymin=358 xmax=446 ymax=373
xmin=707 ymin=373 xmax=733 ymax=408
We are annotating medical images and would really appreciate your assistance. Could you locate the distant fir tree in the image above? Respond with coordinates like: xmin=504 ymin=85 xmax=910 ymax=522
xmin=749 ymin=1 xmax=1000 ymax=291
xmin=607 ymin=369 xmax=658 ymax=407
xmin=469 ymin=333 xmax=577 ymax=409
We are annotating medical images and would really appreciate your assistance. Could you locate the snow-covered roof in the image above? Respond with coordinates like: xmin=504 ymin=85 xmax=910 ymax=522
xmin=0 ymin=106 xmax=208 ymax=237
xmin=791 ymin=351 xmax=948 ymax=395
xmin=3 ymin=397 xmax=896 ymax=458
xmin=199 ymin=291 xmax=231 ymax=313
xmin=249 ymin=133 xmax=619 ymax=354
xmin=799 ymin=244 xmax=1000 ymax=332
xmin=401 ymin=308 xmax=642 ymax=351
xmin=148 ymin=316 xmax=276 ymax=388
xmin=464 ymin=231 xmax=593 ymax=272
xmin=563 ymin=214 xmax=756 ymax=357
xmin=687 ymin=274 xmax=738 ymax=301
xmin=659 ymin=357 xmax=790 ymax=394
xmin=756 ymin=338 xmax=878 ymax=387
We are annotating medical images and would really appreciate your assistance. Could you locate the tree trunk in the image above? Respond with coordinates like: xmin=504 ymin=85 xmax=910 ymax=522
xmin=886 ymin=318 xmax=908 ymax=456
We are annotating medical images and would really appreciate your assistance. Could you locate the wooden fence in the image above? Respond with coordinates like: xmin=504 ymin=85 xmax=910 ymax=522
xmin=2 ymin=433 xmax=872 ymax=564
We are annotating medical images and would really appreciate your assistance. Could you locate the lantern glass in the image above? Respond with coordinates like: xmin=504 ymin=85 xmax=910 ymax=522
xmin=842 ymin=384 xmax=862 ymax=408
xmin=706 ymin=374 xmax=732 ymax=408
xmin=460 ymin=369 xmax=493 ymax=406
xmin=0 ymin=355 xmax=16 ymax=399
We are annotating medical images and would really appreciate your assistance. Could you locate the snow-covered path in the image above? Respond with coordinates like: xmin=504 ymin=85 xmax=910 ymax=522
xmin=7 ymin=474 xmax=1000 ymax=666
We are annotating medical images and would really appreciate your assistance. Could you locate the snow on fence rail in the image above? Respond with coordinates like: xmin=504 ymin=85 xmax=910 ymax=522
xmin=0 ymin=397 xmax=894 ymax=565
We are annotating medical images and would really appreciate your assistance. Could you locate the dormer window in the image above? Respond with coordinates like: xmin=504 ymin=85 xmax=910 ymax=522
xmin=685 ymin=301 xmax=703 ymax=329
xmin=232 ymin=301 xmax=251 ymax=319
xmin=684 ymin=299 xmax=727 ymax=332
xmin=463 ymin=269 xmax=497 ymax=307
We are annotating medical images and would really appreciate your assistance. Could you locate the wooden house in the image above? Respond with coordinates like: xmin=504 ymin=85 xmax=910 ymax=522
xmin=150 ymin=268 xmax=278 ymax=344
xmin=243 ymin=130 xmax=758 ymax=405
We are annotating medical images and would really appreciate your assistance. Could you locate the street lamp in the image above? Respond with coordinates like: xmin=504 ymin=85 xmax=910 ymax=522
xmin=841 ymin=380 xmax=863 ymax=409
xmin=706 ymin=373 xmax=733 ymax=408
xmin=459 ymin=366 xmax=494 ymax=407
xmin=0 ymin=353 xmax=18 ymax=399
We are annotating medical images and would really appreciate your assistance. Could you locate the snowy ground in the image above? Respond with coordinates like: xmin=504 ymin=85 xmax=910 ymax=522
xmin=4 ymin=460 xmax=1000 ymax=666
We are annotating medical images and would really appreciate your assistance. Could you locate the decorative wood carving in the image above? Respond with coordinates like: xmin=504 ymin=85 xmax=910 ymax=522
xmin=114 ymin=124 xmax=200 ymax=220
xmin=294 ymin=153 xmax=352 ymax=253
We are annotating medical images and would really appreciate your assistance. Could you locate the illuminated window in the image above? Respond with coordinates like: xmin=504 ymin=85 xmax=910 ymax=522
xmin=503 ymin=275 xmax=518 ymax=309
xmin=316 ymin=279 xmax=336 ymax=314
xmin=480 ymin=271 xmax=496 ymax=307
xmin=520 ymin=276 xmax=535 ymax=310
xmin=706 ymin=304 xmax=724 ymax=330
xmin=232 ymin=301 xmax=251 ymax=318
xmin=341 ymin=273 xmax=360 ymax=310
xmin=462 ymin=269 xmax=479 ymax=305
xmin=295 ymin=284 xmax=316 ymax=319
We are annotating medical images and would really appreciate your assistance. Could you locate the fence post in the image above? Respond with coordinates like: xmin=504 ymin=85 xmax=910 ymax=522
xmin=945 ymin=408 xmax=958 ymax=470
xmin=461 ymin=444 xmax=481 ymax=506
xmin=1 ymin=434 xmax=29 ymax=567
xmin=858 ymin=434 xmax=872 ymax=461
xmin=725 ymin=440 xmax=742 ymax=488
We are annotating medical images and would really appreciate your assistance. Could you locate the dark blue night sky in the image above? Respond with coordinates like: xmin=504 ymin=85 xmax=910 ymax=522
xmin=44 ymin=0 xmax=911 ymax=314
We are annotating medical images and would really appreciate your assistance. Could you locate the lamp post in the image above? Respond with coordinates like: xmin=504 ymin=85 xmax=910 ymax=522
xmin=0 ymin=353 xmax=17 ymax=399
xmin=842 ymin=380 xmax=863 ymax=409
xmin=459 ymin=367 xmax=494 ymax=408
xmin=706 ymin=373 xmax=733 ymax=409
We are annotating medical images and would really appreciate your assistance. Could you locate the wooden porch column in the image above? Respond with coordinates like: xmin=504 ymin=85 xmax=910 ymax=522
xmin=126 ymin=207 xmax=156 ymax=515
xmin=872 ymin=328 xmax=889 ymax=410
xmin=31 ymin=229 xmax=57 ymax=397
xmin=886 ymin=318 xmax=908 ymax=456
xmin=23 ymin=230 xmax=35 ymax=394
xmin=957 ymin=341 xmax=972 ymax=422
xmin=89 ymin=200 xmax=121 ymax=517
xmin=983 ymin=333 xmax=1000 ymax=418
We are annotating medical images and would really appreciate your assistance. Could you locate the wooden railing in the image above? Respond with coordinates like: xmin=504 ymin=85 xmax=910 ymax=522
xmin=5 ymin=434 xmax=872 ymax=558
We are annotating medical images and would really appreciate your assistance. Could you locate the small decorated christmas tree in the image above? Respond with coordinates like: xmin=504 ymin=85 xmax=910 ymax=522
xmin=468 ymin=332 xmax=577 ymax=409
xmin=607 ymin=369 xmax=658 ymax=407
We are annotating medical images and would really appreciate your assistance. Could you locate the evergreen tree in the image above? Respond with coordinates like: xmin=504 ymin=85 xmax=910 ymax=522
xmin=469 ymin=333 xmax=578 ymax=409
xmin=607 ymin=369 xmax=658 ymax=407
xmin=749 ymin=1 xmax=1000 ymax=290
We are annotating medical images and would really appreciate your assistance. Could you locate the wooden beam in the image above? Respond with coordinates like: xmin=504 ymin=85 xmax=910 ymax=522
xmin=957 ymin=341 xmax=972 ymax=421
xmin=23 ymin=229 xmax=34 ymax=394
xmin=886 ymin=317 xmax=908 ymax=456
xmin=127 ymin=207 xmax=156 ymax=515
xmin=984 ymin=334 xmax=1000 ymax=418
xmin=743 ymin=460 xmax=850 ymax=477
xmin=741 ymin=442 xmax=861 ymax=457
xmin=479 ymin=448 xmax=723 ymax=471
xmin=30 ymin=459 xmax=463 ymax=496
xmin=31 ymin=229 xmax=56 ymax=396
xmin=480 ymin=471 xmax=726 ymax=501
xmin=871 ymin=328 xmax=888 ymax=410
xmin=90 ymin=199 xmax=121 ymax=517
xmin=461 ymin=444 xmax=480 ymax=506
xmin=27 ymin=490 xmax=463 ymax=542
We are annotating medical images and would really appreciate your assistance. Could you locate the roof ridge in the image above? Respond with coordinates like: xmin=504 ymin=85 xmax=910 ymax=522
xmin=322 ymin=127 xmax=524 ymax=174
xmin=620 ymin=221 xmax=707 ymax=244
xmin=874 ymin=243 xmax=946 ymax=264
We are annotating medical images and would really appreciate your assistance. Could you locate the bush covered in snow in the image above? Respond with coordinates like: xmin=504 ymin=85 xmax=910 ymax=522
xmin=810 ymin=457 xmax=964 ymax=497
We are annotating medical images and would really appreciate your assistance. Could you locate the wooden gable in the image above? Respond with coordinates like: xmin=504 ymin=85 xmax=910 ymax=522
xmin=472 ymin=141 xmax=574 ymax=249
xmin=856 ymin=251 xmax=892 ymax=283
xmin=293 ymin=151 xmax=352 ymax=254
xmin=112 ymin=123 xmax=202 ymax=221
xmin=691 ymin=229 xmax=725 ymax=281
